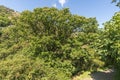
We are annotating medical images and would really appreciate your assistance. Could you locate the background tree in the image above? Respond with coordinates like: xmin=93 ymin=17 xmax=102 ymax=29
xmin=102 ymin=12 xmax=120 ymax=80
xmin=112 ymin=0 xmax=120 ymax=7
xmin=0 ymin=6 xmax=105 ymax=79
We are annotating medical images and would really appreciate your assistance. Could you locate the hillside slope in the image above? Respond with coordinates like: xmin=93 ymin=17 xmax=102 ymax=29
xmin=0 ymin=5 xmax=19 ymax=27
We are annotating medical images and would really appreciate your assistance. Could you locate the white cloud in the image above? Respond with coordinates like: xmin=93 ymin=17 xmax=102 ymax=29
xmin=59 ymin=0 xmax=66 ymax=7
xmin=52 ymin=3 xmax=57 ymax=7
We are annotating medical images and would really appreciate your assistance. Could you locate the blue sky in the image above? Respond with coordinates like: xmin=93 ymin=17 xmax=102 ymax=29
xmin=0 ymin=0 xmax=119 ymax=27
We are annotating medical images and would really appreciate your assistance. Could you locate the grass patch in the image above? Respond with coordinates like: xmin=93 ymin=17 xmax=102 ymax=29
xmin=72 ymin=71 xmax=92 ymax=80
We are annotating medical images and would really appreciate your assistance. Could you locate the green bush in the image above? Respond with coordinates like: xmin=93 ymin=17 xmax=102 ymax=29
xmin=0 ymin=7 xmax=105 ymax=79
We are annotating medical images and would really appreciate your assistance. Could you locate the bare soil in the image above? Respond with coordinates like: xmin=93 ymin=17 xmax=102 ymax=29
xmin=90 ymin=69 xmax=115 ymax=80
xmin=73 ymin=69 xmax=115 ymax=80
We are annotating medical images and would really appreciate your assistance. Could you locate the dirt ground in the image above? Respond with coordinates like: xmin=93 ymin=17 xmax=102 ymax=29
xmin=90 ymin=69 xmax=115 ymax=80
xmin=73 ymin=69 xmax=115 ymax=80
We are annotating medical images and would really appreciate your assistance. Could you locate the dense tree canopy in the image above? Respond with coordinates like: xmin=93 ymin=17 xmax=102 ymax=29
xmin=0 ymin=6 xmax=120 ymax=80
xmin=103 ymin=12 xmax=120 ymax=79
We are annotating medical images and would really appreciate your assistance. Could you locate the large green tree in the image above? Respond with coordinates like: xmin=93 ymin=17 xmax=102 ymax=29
xmin=0 ymin=7 xmax=104 ymax=79
xmin=103 ymin=12 xmax=120 ymax=64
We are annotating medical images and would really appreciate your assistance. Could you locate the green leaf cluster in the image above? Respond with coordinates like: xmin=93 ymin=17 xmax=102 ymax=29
xmin=0 ymin=2 xmax=120 ymax=79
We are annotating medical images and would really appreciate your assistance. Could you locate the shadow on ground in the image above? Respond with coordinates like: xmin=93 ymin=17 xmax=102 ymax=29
xmin=90 ymin=69 xmax=115 ymax=80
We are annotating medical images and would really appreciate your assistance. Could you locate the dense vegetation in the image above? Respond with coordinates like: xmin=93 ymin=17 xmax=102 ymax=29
xmin=0 ymin=6 xmax=120 ymax=80
xmin=0 ymin=5 xmax=15 ymax=27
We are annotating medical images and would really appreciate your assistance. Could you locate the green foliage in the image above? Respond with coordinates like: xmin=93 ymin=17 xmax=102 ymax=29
xmin=103 ymin=12 xmax=120 ymax=64
xmin=0 ymin=5 xmax=14 ymax=27
xmin=0 ymin=56 xmax=71 ymax=80
xmin=102 ymin=12 xmax=120 ymax=79
xmin=0 ymin=3 xmax=118 ymax=80
xmin=0 ymin=5 xmax=14 ymax=16
xmin=0 ymin=16 xmax=11 ymax=27
xmin=0 ymin=5 xmax=19 ymax=28
xmin=0 ymin=7 xmax=106 ymax=80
